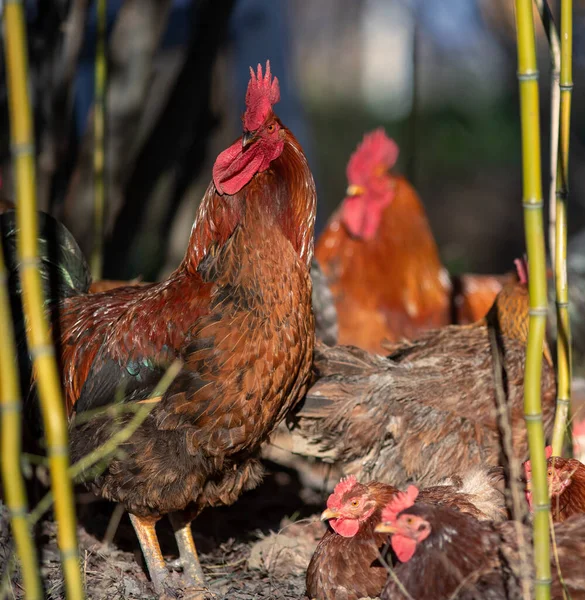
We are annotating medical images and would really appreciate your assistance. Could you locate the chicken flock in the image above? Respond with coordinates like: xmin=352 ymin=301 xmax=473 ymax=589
xmin=2 ymin=60 xmax=585 ymax=600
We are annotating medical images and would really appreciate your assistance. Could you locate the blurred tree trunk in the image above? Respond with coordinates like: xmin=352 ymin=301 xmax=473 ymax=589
xmin=62 ymin=0 xmax=173 ymax=257
xmin=104 ymin=0 xmax=236 ymax=279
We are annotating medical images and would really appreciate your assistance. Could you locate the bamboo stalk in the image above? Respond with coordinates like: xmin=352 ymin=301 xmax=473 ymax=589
xmin=0 ymin=245 xmax=42 ymax=597
xmin=514 ymin=1 xmax=551 ymax=599
xmin=2 ymin=3 xmax=85 ymax=598
xmin=550 ymin=0 xmax=573 ymax=456
xmin=533 ymin=0 xmax=561 ymax=265
xmin=90 ymin=0 xmax=107 ymax=280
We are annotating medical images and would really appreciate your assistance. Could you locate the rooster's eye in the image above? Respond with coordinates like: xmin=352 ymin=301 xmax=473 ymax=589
xmin=267 ymin=124 xmax=275 ymax=133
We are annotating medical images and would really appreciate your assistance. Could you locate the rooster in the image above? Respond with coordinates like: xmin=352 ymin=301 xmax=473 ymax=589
xmin=5 ymin=61 xmax=316 ymax=596
xmin=375 ymin=486 xmax=585 ymax=600
xmin=314 ymin=128 xmax=517 ymax=354
xmin=281 ymin=276 xmax=556 ymax=486
xmin=306 ymin=471 xmax=506 ymax=600
xmin=524 ymin=447 xmax=585 ymax=523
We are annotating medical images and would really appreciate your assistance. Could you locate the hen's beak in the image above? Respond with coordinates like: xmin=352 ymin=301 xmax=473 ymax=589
xmin=346 ymin=184 xmax=366 ymax=197
xmin=242 ymin=131 xmax=256 ymax=148
xmin=320 ymin=508 xmax=340 ymax=521
xmin=374 ymin=522 xmax=397 ymax=534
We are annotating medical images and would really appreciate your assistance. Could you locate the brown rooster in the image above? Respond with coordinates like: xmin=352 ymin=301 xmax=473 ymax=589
xmin=524 ymin=447 xmax=585 ymax=523
xmin=8 ymin=62 xmax=317 ymax=595
xmin=281 ymin=276 xmax=556 ymax=486
xmin=306 ymin=471 xmax=506 ymax=600
xmin=314 ymin=128 xmax=513 ymax=354
xmin=375 ymin=487 xmax=585 ymax=600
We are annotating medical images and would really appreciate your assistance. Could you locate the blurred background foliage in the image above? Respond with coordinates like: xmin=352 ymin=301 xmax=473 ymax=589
xmin=1 ymin=0 xmax=584 ymax=280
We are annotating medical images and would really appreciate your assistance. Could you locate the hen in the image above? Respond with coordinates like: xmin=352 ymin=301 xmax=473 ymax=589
xmin=524 ymin=447 xmax=585 ymax=523
xmin=306 ymin=470 xmax=506 ymax=600
xmin=282 ymin=276 xmax=556 ymax=486
xmin=375 ymin=487 xmax=585 ymax=600
xmin=314 ymin=128 xmax=515 ymax=354
xmin=6 ymin=62 xmax=316 ymax=595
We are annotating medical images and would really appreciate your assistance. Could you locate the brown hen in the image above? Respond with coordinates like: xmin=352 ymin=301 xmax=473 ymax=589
xmin=281 ymin=277 xmax=556 ymax=486
xmin=376 ymin=488 xmax=585 ymax=600
xmin=306 ymin=471 xmax=506 ymax=600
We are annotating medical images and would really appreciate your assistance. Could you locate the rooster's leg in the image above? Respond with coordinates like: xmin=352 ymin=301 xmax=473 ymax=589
xmin=129 ymin=514 xmax=169 ymax=592
xmin=169 ymin=512 xmax=206 ymax=588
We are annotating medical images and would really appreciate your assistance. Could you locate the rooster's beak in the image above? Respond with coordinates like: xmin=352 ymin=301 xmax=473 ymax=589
xmin=374 ymin=522 xmax=397 ymax=534
xmin=320 ymin=508 xmax=340 ymax=521
xmin=242 ymin=131 xmax=256 ymax=148
xmin=346 ymin=184 xmax=366 ymax=197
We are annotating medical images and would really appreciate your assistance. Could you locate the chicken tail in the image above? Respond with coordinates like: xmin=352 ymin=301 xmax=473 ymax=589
xmin=0 ymin=209 xmax=91 ymax=304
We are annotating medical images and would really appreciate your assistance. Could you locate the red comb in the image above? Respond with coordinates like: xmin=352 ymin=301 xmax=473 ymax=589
xmin=380 ymin=485 xmax=419 ymax=524
xmin=346 ymin=128 xmax=399 ymax=185
xmin=327 ymin=475 xmax=358 ymax=509
xmin=514 ymin=255 xmax=528 ymax=285
xmin=243 ymin=60 xmax=280 ymax=132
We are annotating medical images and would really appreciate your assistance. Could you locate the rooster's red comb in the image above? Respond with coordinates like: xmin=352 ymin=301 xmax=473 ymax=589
xmin=514 ymin=255 xmax=529 ymax=285
xmin=347 ymin=128 xmax=399 ymax=185
xmin=243 ymin=60 xmax=280 ymax=132
xmin=326 ymin=475 xmax=359 ymax=508
xmin=381 ymin=485 xmax=419 ymax=524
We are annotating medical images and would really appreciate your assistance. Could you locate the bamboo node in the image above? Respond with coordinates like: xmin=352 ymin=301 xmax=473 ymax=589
xmin=522 ymin=200 xmax=544 ymax=209
xmin=535 ymin=578 xmax=554 ymax=585
xmin=528 ymin=308 xmax=548 ymax=316
xmin=10 ymin=142 xmax=36 ymax=156
xmin=559 ymin=83 xmax=574 ymax=91
xmin=524 ymin=414 xmax=544 ymax=422
xmin=48 ymin=445 xmax=70 ymax=458
xmin=29 ymin=343 xmax=55 ymax=359
xmin=516 ymin=70 xmax=539 ymax=81
xmin=18 ymin=256 xmax=42 ymax=268
xmin=8 ymin=507 xmax=28 ymax=519
xmin=555 ymin=189 xmax=568 ymax=200
xmin=0 ymin=401 xmax=22 ymax=413
xmin=59 ymin=548 xmax=80 ymax=561
xmin=555 ymin=301 xmax=569 ymax=308
xmin=555 ymin=398 xmax=570 ymax=405
xmin=533 ymin=502 xmax=552 ymax=511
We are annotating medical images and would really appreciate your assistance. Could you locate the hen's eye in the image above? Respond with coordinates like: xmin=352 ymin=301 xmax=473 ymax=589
xmin=350 ymin=499 xmax=359 ymax=507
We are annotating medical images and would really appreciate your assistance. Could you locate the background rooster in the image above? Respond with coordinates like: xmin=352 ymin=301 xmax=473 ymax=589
xmin=306 ymin=471 xmax=506 ymax=600
xmin=281 ymin=276 xmax=556 ymax=486
xmin=375 ymin=488 xmax=585 ymax=600
xmin=314 ymin=128 xmax=516 ymax=354
xmin=4 ymin=62 xmax=317 ymax=597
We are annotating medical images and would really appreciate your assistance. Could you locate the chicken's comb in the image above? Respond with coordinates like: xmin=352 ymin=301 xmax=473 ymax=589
xmin=524 ymin=446 xmax=553 ymax=479
xmin=514 ymin=255 xmax=529 ymax=285
xmin=327 ymin=475 xmax=359 ymax=508
xmin=243 ymin=60 xmax=280 ymax=132
xmin=346 ymin=128 xmax=399 ymax=185
xmin=380 ymin=485 xmax=419 ymax=524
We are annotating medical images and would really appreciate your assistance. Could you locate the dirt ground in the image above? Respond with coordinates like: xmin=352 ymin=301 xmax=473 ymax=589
xmin=0 ymin=455 xmax=350 ymax=600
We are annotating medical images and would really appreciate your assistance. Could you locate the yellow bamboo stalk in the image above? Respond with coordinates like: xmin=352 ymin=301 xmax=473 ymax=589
xmin=0 ymin=245 xmax=42 ymax=598
xmin=514 ymin=1 xmax=551 ymax=599
xmin=550 ymin=0 xmax=573 ymax=456
xmin=533 ymin=0 xmax=561 ymax=266
xmin=90 ymin=0 xmax=107 ymax=280
xmin=2 ymin=3 xmax=85 ymax=598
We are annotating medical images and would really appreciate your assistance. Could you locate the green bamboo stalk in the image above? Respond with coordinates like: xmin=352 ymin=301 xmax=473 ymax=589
xmin=0 ymin=244 xmax=42 ymax=597
xmin=2 ymin=3 xmax=85 ymax=598
xmin=533 ymin=0 xmax=561 ymax=266
xmin=550 ymin=0 xmax=573 ymax=457
xmin=90 ymin=0 xmax=107 ymax=280
xmin=514 ymin=1 xmax=551 ymax=599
